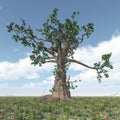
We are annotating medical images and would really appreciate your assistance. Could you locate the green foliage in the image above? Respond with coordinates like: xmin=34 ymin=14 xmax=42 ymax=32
xmin=66 ymin=75 xmax=81 ymax=89
xmin=94 ymin=53 xmax=113 ymax=82
xmin=7 ymin=8 xmax=113 ymax=89
xmin=7 ymin=8 xmax=95 ymax=67
xmin=0 ymin=97 xmax=120 ymax=120
xmin=49 ymin=88 xmax=55 ymax=94
xmin=7 ymin=18 xmax=51 ymax=66
xmin=38 ymin=8 xmax=82 ymax=51
xmin=82 ymin=23 xmax=94 ymax=38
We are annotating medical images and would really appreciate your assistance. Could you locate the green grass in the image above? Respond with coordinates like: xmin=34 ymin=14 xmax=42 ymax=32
xmin=0 ymin=96 xmax=120 ymax=120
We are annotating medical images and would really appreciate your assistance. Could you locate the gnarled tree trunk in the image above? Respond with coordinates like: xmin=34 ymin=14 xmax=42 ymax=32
xmin=52 ymin=58 xmax=71 ymax=100
xmin=52 ymin=69 xmax=71 ymax=100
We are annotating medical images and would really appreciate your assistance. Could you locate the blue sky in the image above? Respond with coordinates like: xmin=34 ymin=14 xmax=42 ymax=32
xmin=0 ymin=0 xmax=120 ymax=96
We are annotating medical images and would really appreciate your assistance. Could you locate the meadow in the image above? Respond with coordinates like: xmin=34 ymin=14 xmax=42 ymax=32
xmin=0 ymin=96 xmax=120 ymax=120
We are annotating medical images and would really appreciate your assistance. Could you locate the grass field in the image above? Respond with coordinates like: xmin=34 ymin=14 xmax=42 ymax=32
xmin=0 ymin=96 xmax=120 ymax=120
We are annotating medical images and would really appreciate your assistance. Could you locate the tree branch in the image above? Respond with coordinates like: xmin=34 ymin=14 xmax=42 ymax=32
xmin=72 ymin=33 xmax=87 ymax=49
xmin=44 ymin=47 xmax=55 ymax=56
xmin=45 ymin=60 xmax=56 ymax=63
xmin=78 ymin=33 xmax=87 ymax=44
xmin=66 ymin=33 xmax=87 ymax=51
xmin=36 ymin=37 xmax=54 ymax=43
xmin=45 ymin=56 xmax=57 ymax=63
xmin=68 ymin=59 xmax=96 ymax=70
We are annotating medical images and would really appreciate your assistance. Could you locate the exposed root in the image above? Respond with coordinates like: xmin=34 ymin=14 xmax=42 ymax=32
xmin=40 ymin=94 xmax=60 ymax=102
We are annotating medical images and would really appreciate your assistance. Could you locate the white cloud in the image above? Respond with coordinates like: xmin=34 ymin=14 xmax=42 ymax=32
xmin=24 ymin=82 xmax=42 ymax=88
xmin=24 ymin=75 xmax=54 ymax=88
xmin=0 ymin=57 xmax=54 ymax=81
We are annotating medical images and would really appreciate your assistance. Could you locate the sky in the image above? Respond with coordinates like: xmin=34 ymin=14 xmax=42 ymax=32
xmin=0 ymin=0 xmax=120 ymax=96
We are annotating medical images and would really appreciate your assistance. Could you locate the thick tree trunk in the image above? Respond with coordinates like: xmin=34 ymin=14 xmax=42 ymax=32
xmin=52 ymin=63 xmax=71 ymax=100
xmin=52 ymin=76 xmax=71 ymax=100
xmin=52 ymin=41 xmax=71 ymax=100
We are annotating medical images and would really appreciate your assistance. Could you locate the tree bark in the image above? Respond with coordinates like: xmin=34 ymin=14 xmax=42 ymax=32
xmin=52 ymin=65 xmax=71 ymax=100
xmin=52 ymin=55 xmax=71 ymax=99
xmin=52 ymin=41 xmax=71 ymax=100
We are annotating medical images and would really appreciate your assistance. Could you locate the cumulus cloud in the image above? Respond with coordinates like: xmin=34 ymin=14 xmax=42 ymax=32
xmin=24 ymin=76 xmax=54 ymax=88
xmin=0 ymin=57 xmax=54 ymax=81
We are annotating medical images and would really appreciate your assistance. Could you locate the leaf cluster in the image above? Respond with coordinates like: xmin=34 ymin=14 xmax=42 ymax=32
xmin=66 ymin=76 xmax=81 ymax=89
xmin=82 ymin=23 xmax=94 ymax=38
xmin=37 ymin=9 xmax=81 ymax=48
xmin=94 ymin=53 xmax=113 ymax=82
xmin=7 ymin=19 xmax=35 ymax=46
xmin=7 ymin=19 xmax=50 ymax=66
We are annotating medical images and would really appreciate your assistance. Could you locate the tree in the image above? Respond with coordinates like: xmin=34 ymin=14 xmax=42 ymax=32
xmin=7 ymin=8 xmax=113 ymax=100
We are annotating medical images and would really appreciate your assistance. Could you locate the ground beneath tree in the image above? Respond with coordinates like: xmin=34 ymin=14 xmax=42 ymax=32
xmin=40 ymin=94 xmax=72 ymax=101
xmin=40 ymin=94 xmax=60 ymax=102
